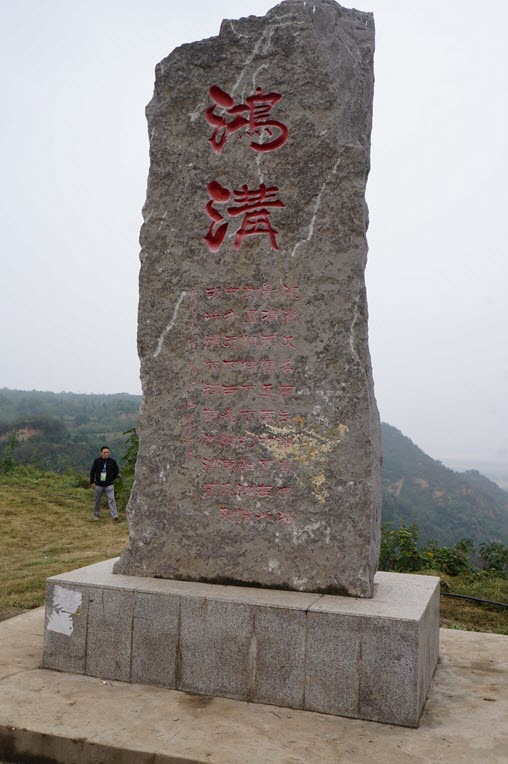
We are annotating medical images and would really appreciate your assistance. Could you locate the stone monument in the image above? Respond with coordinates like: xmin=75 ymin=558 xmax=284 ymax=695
xmin=114 ymin=0 xmax=382 ymax=598
xmin=43 ymin=0 xmax=439 ymax=728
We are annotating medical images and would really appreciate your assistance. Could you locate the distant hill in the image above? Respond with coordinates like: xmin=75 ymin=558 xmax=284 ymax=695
xmin=0 ymin=388 xmax=141 ymax=472
xmin=1 ymin=389 xmax=507 ymax=546
xmin=381 ymin=423 xmax=508 ymax=546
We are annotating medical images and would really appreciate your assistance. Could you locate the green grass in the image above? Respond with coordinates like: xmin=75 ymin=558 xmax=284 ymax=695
xmin=0 ymin=466 xmax=128 ymax=614
xmin=420 ymin=569 xmax=508 ymax=635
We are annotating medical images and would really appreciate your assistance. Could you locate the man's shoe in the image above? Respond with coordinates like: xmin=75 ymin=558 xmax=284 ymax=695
xmin=93 ymin=516 xmax=99 ymax=521
xmin=113 ymin=516 xmax=119 ymax=522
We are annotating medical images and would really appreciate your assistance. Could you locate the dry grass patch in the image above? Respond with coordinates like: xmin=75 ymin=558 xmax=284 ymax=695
xmin=0 ymin=471 xmax=128 ymax=613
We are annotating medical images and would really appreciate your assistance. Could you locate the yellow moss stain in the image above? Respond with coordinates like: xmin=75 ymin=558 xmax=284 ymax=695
xmin=256 ymin=418 xmax=349 ymax=504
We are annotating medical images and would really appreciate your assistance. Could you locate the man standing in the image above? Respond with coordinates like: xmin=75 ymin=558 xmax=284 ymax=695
xmin=90 ymin=446 xmax=119 ymax=521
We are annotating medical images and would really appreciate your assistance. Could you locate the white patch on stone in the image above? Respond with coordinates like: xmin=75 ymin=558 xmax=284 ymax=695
xmin=291 ymin=156 xmax=341 ymax=258
xmin=189 ymin=97 xmax=208 ymax=125
xmin=228 ymin=20 xmax=248 ymax=39
xmin=291 ymin=520 xmax=323 ymax=546
xmin=348 ymin=292 xmax=369 ymax=385
xmin=268 ymin=559 xmax=280 ymax=573
xmin=153 ymin=291 xmax=188 ymax=358
xmin=46 ymin=585 xmax=82 ymax=636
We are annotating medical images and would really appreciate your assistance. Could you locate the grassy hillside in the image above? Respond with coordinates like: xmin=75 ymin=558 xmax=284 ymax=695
xmin=381 ymin=423 xmax=508 ymax=546
xmin=0 ymin=467 xmax=128 ymax=618
xmin=0 ymin=388 xmax=141 ymax=472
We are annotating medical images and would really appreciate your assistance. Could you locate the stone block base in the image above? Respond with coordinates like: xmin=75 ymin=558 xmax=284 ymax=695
xmin=42 ymin=560 xmax=439 ymax=727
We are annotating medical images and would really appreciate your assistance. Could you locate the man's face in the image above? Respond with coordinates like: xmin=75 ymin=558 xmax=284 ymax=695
xmin=101 ymin=449 xmax=110 ymax=459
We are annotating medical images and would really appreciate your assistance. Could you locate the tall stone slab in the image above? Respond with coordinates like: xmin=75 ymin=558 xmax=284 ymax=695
xmin=115 ymin=0 xmax=381 ymax=597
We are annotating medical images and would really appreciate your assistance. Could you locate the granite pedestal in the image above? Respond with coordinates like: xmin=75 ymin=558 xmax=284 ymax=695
xmin=42 ymin=559 xmax=439 ymax=727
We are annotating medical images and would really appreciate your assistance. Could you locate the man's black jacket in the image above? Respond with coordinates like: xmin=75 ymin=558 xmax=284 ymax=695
xmin=90 ymin=457 xmax=119 ymax=487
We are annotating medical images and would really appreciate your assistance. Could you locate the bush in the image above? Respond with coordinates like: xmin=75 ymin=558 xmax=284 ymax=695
xmin=479 ymin=541 xmax=508 ymax=572
xmin=380 ymin=525 xmax=476 ymax=576
xmin=379 ymin=523 xmax=425 ymax=572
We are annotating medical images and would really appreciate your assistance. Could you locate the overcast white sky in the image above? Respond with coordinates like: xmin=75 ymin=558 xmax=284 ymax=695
xmin=0 ymin=0 xmax=507 ymax=466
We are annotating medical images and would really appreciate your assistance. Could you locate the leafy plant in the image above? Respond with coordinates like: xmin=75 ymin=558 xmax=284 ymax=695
xmin=379 ymin=523 xmax=425 ymax=572
xmin=479 ymin=541 xmax=508 ymax=572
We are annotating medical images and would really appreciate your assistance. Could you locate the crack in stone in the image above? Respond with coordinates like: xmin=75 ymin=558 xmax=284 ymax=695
xmin=291 ymin=156 xmax=341 ymax=258
xmin=153 ymin=291 xmax=188 ymax=358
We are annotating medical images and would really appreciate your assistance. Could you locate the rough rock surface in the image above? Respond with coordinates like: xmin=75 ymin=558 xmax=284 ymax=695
xmin=115 ymin=0 xmax=381 ymax=597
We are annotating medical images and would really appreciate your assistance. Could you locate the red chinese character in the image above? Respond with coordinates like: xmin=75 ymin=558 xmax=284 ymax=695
xmin=202 ymin=433 xmax=217 ymax=446
xmin=203 ymin=408 xmax=219 ymax=421
xmin=220 ymin=408 xmax=237 ymax=424
xmin=261 ymin=309 xmax=279 ymax=323
xmin=243 ymin=309 xmax=259 ymax=324
xmin=204 ymin=312 xmax=221 ymax=322
xmin=202 ymin=457 xmax=217 ymax=472
xmin=219 ymin=506 xmax=236 ymax=522
xmin=203 ymin=383 xmax=220 ymax=397
xmin=258 ymin=459 xmax=273 ymax=471
xmin=237 ymin=484 xmax=255 ymax=499
xmin=220 ymin=482 xmax=234 ymax=496
xmin=205 ymin=286 xmax=222 ymax=300
xmin=222 ymin=335 xmax=237 ymax=348
xmin=259 ymin=409 xmax=275 ymax=422
xmin=221 ymin=459 xmax=236 ymax=471
xmin=280 ymin=310 xmax=298 ymax=323
xmin=255 ymin=511 xmax=275 ymax=522
xmin=238 ymin=436 xmax=256 ymax=449
xmin=205 ymin=85 xmax=288 ymax=155
xmin=259 ymin=359 xmax=276 ymax=374
xmin=202 ymin=483 xmax=218 ymax=499
xmin=236 ymin=459 xmax=254 ymax=473
xmin=282 ymin=284 xmax=301 ymax=300
xmin=220 ymin=433 xmax=236 ymax=448
xmin=237 ymin=508 xmax=255 ymax=523
xmin=240 ymin=410 xmax=256 ymax=422
xmin=243 ymin=336 xmax=259 ymax=346
xmin=276 ymin=511 xmax=293 ymax=525
xmin=242 ymin=284 xmax=260 ymax=298
xmin=222 ymin=359 xmax=236 ymax=370
xmin=262 ymin=283 xmax=278 ymax=298
xmin=260 ymin=383 xmax=279 ymax=400
xmin=280 ymin=335 xmax=297 ymax=350
xmin=204 ymin=182 xmax=284 ymax=252
xmin=280 ymin=385 xmax=296 ymax=398
xmin=279 ymin=411 xmax=291 ymax=423
xmin=224 ymin=286 xmax=240 ymax=296
xmin=279 ymin=360 xmax=294 ymax=375
xmin=205 ymin=360 xmax=220 ymax=372
xmin=257 ymin=484 xmax=273 ymax=498
xmin=245 ymin=360 xmax=258 ymax=374
xmin=224 ymin=309 xmax=236 ymax=324
xmin=278 ymin=486 xmax=293 ymax=497
xmin=229 ymin=184 xmax=285 ymax=251
xmin=222 ymin=384 xmax=238 ymax=396
xmin=204 ymin=334 xmax=221 ymax=350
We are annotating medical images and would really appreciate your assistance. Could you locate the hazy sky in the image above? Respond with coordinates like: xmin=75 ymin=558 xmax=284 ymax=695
xmin=1 ymin=0 xmax=507 ymax=465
